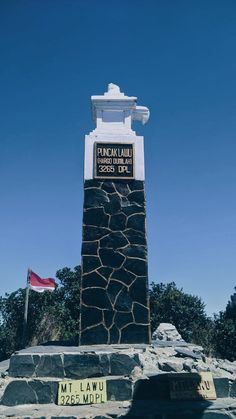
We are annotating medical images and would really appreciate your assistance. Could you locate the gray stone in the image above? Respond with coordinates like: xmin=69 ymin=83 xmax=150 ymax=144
xmin=121 ymin=245 xmax=146 ymax=259
xmin=99 ymin=248 xmax=125 ymax=269
xmin=82 ymin=256 xmax=101 ymax=273
xmin=152 ymin=323 xmax=184 ymax=342
xmin=1 ymin=380 xmax=37 ymax=406
xmin=123 ymin=258 xmax=147 ymax=276
xmin=110 ymin=354 xmax=140 ymax=376
xmin=83 ymin=208 xmax=109 ymax=227
xmin=80 ymin=324 xmax=109 ymax=345
xmin=100 ymin=232 xmax=128 ymax=249
xmin=123 ymin=229 xmax=146 ymax=245
xmin=114 ymin=183 xmax=131 ymax=196
xmin=107 ymin=378 xmax=132 ymax=401
xmin=64 ymin=354 xmax=109 ymax=379
xmin=82 ymin=271 xmax=107 ymax=289
xmin=214 ymin=378 xmax=230 ymax=398
xmin=84 ymin=188 xmax=109 ymax=208
xmin=82 ymin=288 xmax=112 ymax=310
xmin=175 ymin=348 xmax=202 ymax=360
xmin=127 ymin=214 xmax=145 ymax=232
xmin=109 ymin=213 xmax=126 ymax=231
xmin=102 ymin=181 xmax=116 ymax=193
xmin=83 ymin=226 xmax=110 ymax=241
xmin=9 ymin=354 xmax=38 ymax=378
xmin=81 ymin=241 xmax=98 ymax=255
xmin=128 ymin=191 xmax=145 ymax=205
xmin=80 ymin=306 xmax=103 ymax=329
xmin=35 ymin=355 xmax=64 ymax=378
xmin=129 ymin=181 xmax=144 ymax=191
xmin=158 ymin=359 xmax=184 ymax=372
xmin=110 ymin=268 xmax=135 ymax=286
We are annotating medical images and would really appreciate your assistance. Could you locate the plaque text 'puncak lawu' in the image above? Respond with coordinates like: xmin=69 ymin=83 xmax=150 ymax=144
xmin=94 ymin=143 xmax=134 ymax=179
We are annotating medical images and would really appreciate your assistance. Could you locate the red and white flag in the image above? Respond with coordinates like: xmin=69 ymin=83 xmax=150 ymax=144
xmin=28 ymin=270 xmax=56 ymax=293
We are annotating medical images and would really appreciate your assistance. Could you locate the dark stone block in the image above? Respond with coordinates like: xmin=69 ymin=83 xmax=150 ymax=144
xmin=128 ymin=191 xmax=145 ymax=205
xmin=83 ymin=271 xmax=107 ymax=288
xmin=102 ymin=181 xmax=116 ymax=193
xmin=29 ymin=380 xmax=57 ymax=403
xmin=1 ymin=380 xmax=37 ymax=406
xmin=81 ymin=241 xmax=98 ymax=255
xmin=83 ymin=207 xmax=109 ymax=227
xmin=174 ymin=348 xmax=202 ymax=360
xmin=104 ymin=193 xmax=121 ymax=214
xmin=129 ymin=277 xmax=148 ymax=304
xmin=230 ymin=378 xmax=236 ymax=397
xmin=114 ymin=311 xmax=133 ymax=328
xmin=122 ymin=204 xmax=144 ymax=216
xmin=97 ymin=266 xmax=113 ymax=279
xmin=104 ymin=310 xmax=114 ymax=328
xmin=82 ymin=288 xmax=112 ymax=309
xmin=64 ymin=353 xmax=109 ymax=378
xmin=121 ymin=245 xmax=146 ymax=259
xmin=99 ymin=248 xmax=125 ymax=268
xmin=129 ymin=180 xmax=144 ymax=191
xmin=80 ymin=324 xmax=109 ymax=345
xmin=81 ymin=306 xmax=103 ymax=329
xmin=133 ymin=302 xmax=149 ymax=324
xmin=110 ymin=354 xmax=140 ymax=375
xmin=114 ymin=183 xmax=131 ymax=196
xmin=124 ymin=229 xmax=146 ymax=245
xmin=83 ymin=226 xmax=110 ymax=241
xmin=111 ymin=268 xmax=136 ymax=286
xmin=127 ymin=213 xmax=146 ymax=232
xmin=100 ymin=231 xmax=128 ymax=249
xmin=124 ymin=258 xmax=147 ymax=276
xmin=114 ymin=288 xmax=133 ymax=312
xmin=84 ymin=188 xmax=109 ymax=208
xmin=9 ymin=354 xmax=39 ymax=378
xmin=82 ymin=256 xmax=101 ymax=273
xmin=110 ymin=213 xmax=127 ymax=231
xmin=107 ymin=280 xmax=125 ymax=304
xmin=35 ymin=355 xmax=64 ymax=378
xmin=84 ymin=180 xmax=102 ymax=189
xmin=107 ymin=378 xmax=132 ymax=401
xmin=121 ymin=324 xmax=150 ymax=344
xmin=109 ymin=324 xmax=120 ymax=344
xmin=133 ymin=374 xmax=169 ymax=400
xmin=214 ymin=378 xmax=229 ymax=398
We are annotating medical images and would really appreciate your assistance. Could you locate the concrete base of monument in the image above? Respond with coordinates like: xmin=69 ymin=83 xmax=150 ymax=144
xmin=1 ymin=342 xmax=236 ymax=417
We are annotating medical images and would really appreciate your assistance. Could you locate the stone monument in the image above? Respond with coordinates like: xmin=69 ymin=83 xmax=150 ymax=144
xmin=79 ymin=83 xmax=151 ymax=345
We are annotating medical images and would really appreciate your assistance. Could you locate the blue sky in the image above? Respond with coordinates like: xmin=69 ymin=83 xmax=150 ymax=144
xmin=0 ymin=0 xmax=236 ymax=315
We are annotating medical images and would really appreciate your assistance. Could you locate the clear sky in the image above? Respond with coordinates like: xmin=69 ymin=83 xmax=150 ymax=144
xmin=0 ymin=0 xmax=236 ymax=316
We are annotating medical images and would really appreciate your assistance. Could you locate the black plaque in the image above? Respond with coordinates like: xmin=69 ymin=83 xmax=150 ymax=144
xmin=94 ymin=142 xmax=134 ymax=179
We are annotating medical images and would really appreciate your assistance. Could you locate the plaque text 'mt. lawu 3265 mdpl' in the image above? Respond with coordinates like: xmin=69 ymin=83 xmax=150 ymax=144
xmin=79 ymin=84 xmax=151 ymax=345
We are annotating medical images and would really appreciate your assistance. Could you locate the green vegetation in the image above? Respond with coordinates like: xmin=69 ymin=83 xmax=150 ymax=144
xmin=0 ymin=268 xmax=235 ymax=361
xmin=0 ymin=266 xmax=81 ymax=361
xmin=149 ymin=282 xmax=214 ymax=353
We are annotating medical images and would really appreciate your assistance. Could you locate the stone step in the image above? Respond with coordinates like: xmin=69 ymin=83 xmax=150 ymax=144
xmin=1 ymin=398 xmax=236 ymax=419
xmin=1 ymin=376 xmax=132 ymax=406
xmin=8 ymin=345 xmax=143 ymax=379
xmin=1 ymin=372 xmax=235 ymax=407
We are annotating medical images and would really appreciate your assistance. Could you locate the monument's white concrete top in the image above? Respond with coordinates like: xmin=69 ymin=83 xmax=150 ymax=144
xmin=84 ymin=84 xmax=150 ymax=180
xmin=91 ymin=83 xmax=150 ymax=135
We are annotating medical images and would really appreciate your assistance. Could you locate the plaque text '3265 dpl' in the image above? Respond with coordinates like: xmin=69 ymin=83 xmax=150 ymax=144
xmin=94 ymin=142 xmax=134 ymax=179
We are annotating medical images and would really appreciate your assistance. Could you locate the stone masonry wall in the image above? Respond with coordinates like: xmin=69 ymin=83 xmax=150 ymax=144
xmin=79 ymin=179 xmax=150 ymax=345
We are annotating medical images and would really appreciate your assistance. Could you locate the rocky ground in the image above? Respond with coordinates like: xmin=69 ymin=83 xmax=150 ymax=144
xmin=1 ymin=324 xmax=236 ymax=418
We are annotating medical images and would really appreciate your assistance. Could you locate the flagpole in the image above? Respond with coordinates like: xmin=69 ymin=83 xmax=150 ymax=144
xmin=22 ymin=268 xmax=31 ymax=348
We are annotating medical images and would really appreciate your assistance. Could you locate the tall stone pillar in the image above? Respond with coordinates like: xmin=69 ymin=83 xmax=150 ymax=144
xmin=79 ymin=84 xmax=151 ymax=345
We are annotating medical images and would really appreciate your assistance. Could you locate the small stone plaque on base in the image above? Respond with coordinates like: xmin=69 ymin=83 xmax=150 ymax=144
xmin=169 ymin=372 xmax=217 ymax=401
xmin=58 ymin=378 xmax=107 ymax=405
